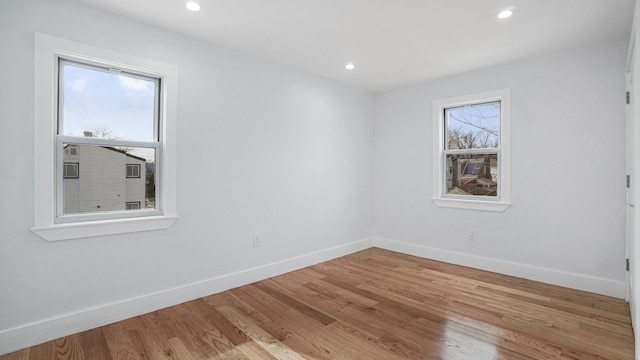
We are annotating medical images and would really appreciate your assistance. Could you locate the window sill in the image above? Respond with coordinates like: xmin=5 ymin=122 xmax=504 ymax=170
xmin=432 ymin=197 xmax=511 ymax=212
xmin=31 ymin=215 xmax=179 ymax=241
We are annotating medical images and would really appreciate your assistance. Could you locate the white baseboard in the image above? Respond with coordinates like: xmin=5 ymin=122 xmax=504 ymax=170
xmin=373 ymin=237 xmax=626 ymax=298
xmin=0 ymin=238 xmax=374 ymax=356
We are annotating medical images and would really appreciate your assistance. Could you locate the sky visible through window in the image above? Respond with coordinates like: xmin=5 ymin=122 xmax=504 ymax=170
xmin=62 ymin=63 xmax=157 ymax=162
xmin=446 ymin=102 xmax=500 ymax=149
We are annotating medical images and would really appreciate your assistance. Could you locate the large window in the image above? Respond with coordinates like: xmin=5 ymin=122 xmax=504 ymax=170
xmin=33 ymin=33 xmax=178 ymax=241
xmin=432 ymin=89 xmax=511 ymax=211
xmin=58 ymin=60 xmax=157 ymax=218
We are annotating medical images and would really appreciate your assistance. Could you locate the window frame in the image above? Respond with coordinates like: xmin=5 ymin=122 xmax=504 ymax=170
xmin=33 ymin=33 xmax=178 ymax=241
xmin=432 ymin=89 xmax=511 ymax=212
xmin=56 ymin=59 xmax=160 ymax=222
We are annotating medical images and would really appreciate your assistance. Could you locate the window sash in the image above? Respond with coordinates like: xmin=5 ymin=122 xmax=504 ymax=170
xmin=55 ymin=139 xmax=160 ymax=221
xmin=442 ymin=149 xmax=500 ymax=200
xmin=57 ymin=58 xmax=161 ymax=142
xmin=444 ymin=101 xmax=501 ymax=150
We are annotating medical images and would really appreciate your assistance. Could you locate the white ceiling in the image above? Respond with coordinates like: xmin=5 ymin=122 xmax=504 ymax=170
xmin=76 ymin=0 xmax=634 ymax=92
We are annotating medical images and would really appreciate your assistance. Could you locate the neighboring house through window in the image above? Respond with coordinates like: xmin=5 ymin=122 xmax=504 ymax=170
xmin=33 ymin=33 xmax=178 ymax=241
xmin=62 ymin=145 xmax=147 ymax=215
xmin=432 ymin=89 xmax=511 ymax=211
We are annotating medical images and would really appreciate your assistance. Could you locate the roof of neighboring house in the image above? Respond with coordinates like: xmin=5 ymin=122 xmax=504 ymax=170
xmin=448 ymin=187 xmax=471 ymax=196
xmin=462 ymin=160 xmax=483 ymax=176
xmin=476 ymin=177 xmax=497 ymax=188
xmin=103 ymin=147 xmax=147 ymax=162
xmin=64 ymin=144 xmax=147 ymax=162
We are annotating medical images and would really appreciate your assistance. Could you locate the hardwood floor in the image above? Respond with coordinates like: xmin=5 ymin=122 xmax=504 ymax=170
xmin=1 ymin=248 xmax=635 ymax=359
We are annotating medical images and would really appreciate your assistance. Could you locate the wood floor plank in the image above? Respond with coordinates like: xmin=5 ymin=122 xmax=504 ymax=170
xmin=233 ymin=342 xmax=276 ymax=360
xmin=202 ymin=293 xmax=254 ymax=347
xmin=232 ymin=284 xmax=404 ymax=360
xmin=253 ymin=280 xmax=336 ymax=326
xmin=231 ymin=287 xmax=334 ymax=359
xmin=27 ymin=342 xmax=54 ymax=360
xmin=215 ymin=305 xmax=306 ymax=360
xmin=74 ymin=329 xmax=112 ymax=360
xmin=0 ymin=248 xmax=634 ymax=359
xmin=102 ymin=330 xmax=141 ymax=360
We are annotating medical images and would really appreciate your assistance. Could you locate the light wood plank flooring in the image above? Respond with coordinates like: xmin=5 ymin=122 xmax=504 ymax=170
xmin=1 ymin=248 xmax=634 ymax=359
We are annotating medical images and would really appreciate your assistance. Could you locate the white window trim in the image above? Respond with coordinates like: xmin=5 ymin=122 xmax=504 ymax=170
xmin=432 ymin=89 xmax=511 ymax=212
xmin=32 ymin=33 xmax=178 ymax=241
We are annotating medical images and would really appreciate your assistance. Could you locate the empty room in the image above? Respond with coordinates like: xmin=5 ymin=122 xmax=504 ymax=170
xmin=1 ymin=0 xmax=639 ymax=358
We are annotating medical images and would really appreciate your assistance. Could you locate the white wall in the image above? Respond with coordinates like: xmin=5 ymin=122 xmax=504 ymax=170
xmin=373 ymin=38 xmax=629 ymax=296
xmin=0 ymin=0 xmax=373 ymax=353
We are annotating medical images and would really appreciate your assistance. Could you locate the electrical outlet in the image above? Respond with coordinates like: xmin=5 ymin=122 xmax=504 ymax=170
xmin=470 ymin=230 xmax=478 ymax=241
xmin=253 ymin=233 xmax=262 ymax=247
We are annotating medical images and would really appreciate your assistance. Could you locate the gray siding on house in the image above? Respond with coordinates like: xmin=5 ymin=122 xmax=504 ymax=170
xmin=125 ymin=162 xmax=146 ymax=208
xmin=63 ymin=145 xmax=146 ymax=214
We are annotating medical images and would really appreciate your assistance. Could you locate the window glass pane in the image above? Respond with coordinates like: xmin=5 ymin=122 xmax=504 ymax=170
xmin=446 ymin=102 xmax=499 ymax=149
xmin=62 ymin=143 xmax=156 ymax=214
xmin=126 ymin=164 xmax=141 ymax=178
xmin=445 ymin=153 xmax=498 ymax=197
xmin=63 ymin=163 xmax=79 ymax=178
xmin=60 ymin=62 xmax=157 ymax=142
xmin=126 ymin=202 xmax=141 ymax=210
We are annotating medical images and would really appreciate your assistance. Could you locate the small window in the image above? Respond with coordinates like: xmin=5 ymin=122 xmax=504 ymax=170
xmin=126 ymin=202 xmax=141 ymax=210
xmin=63 ymin=163 xmax=79 ymax=178
xmin=64 ymin=145 xmax=78 ymax=156
xmin=126 ymin=164 xmax=141 ymax=178
xmin=433 ymin=89 xmax=511 ymax=212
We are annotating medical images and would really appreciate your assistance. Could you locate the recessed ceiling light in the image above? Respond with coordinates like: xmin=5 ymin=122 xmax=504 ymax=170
xmin=186 ymin=1 xmax=201 ymax=11
xmin=497 ymin=9 xmax=513 ymax=19
xmin=345 ymin=62 xmax=355 ymax=70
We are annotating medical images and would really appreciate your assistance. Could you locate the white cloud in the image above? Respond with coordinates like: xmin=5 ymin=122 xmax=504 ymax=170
xmin=70 ymin=78 xmax=86 ymax=92
xmin=118 ymin=75 xmax=151 ymax=92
